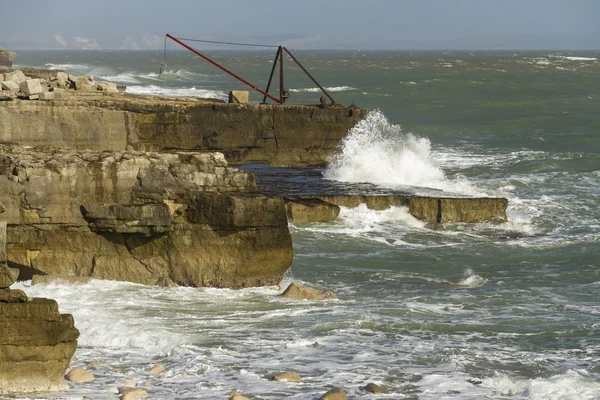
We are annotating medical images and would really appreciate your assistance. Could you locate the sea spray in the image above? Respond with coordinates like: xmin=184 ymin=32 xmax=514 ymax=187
xmin=324 ymin=110 xmax=446 ymax=188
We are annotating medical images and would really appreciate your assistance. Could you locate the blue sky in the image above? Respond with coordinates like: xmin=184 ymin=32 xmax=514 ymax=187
xmin=1 ymin=0 xmax=599 ymax=48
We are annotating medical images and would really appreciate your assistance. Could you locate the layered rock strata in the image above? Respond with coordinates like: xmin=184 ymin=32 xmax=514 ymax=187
xmin=284 ymin=195 xmax=508 ymax=224
xmin=0 ymin=203 xmax=79 ymax=394
xmin=0 ymin=145 xmax=293 ymax=287
xmin=0 ymin=47 xmax=16 ymax=68
xmin=0 ymin=87 xmax=365 ymax=167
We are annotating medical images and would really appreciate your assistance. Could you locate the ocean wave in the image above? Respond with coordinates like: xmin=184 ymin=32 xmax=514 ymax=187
xmin=289 ymin=86 xmax=356 ymax=93
xmin=44 ymin=62 xmax=90 ymax=71
xmin=98 ymin=72 xmax=142 ymax=83
xmin=126 ymin=85 xmax=228 ymax=100
xmin=324 ymin=109 xmax=481 ymax=195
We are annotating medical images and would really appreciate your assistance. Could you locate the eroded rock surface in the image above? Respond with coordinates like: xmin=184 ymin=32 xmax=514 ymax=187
xmin=0 ymin=206 xmax=79 ymax=394
xmin=0 ymin=89 xmax=365 ymax=167
xmin=0 ymin=145 xmax=292 ymax=288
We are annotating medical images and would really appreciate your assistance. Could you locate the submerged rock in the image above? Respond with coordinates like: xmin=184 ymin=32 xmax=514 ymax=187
xmin=146 ymin=364 xmax=165 ymax=374
xmin=66 ymin=367 xmax=94 ymax=383
xmin=284 ymin=197 xmax=340 ymax=223
xmin=118 ymin=387 xmax=148 ymax=400
xmin=363 ymin=382 xmax=386 ymax=393
xmin=320 ymin=387 xmax=348 ymax=400
xmin=270 ymin=371 xmax=303 ymax=382
xmin=280 ymin=282 xmax=336 ymax=300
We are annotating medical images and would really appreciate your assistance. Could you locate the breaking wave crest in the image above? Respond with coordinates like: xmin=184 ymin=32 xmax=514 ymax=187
xmin=324 ymin=109 xmax=479 ymax=195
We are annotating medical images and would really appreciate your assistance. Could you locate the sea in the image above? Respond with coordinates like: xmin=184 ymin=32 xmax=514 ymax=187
xmin=8 ymin=47 xmax=600 ymax=399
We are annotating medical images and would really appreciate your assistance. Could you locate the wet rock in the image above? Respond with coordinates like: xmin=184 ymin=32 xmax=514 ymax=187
xmin=66 ymin=367 xmax=94 ymax=383
xmin=147 ymin=363 xmax=165 ymax=374
xmin=227 ymin=392 xmax=249 ymax=400
xmin=271 ymin=371 xmax=303 ymax=382
xmin=121 ymin=377 xmax=136 ymax=387
xmin=87 ymin=360 xmax=102 ymax=369
xmin=280 ymin=282 xmax=336 ymax=300
xmin=31 ymin=275 xmax=92 ymax=285
xmin=320 ymin=387 xmax=348 ymax=400
xmin=284 ymin=197 xmax=340 ymax=223
xmin=118 ymin=387 xmax=148 ymax=400
xmin=0 ymin=288 xmax=27 ymax=303
xmin=363 ymin=382 xmax=386 ymax=393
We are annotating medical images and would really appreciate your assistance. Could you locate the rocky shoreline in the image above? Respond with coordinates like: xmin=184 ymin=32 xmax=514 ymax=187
xmin=0 ymin=60 xmax=509 ymax=395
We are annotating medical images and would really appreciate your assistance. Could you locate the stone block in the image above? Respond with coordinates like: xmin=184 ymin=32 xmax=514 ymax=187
xmin=38 ymin=91 xmax=55 ymax=100
xmin=28 ymin=94 xmax=40 ymax=100
xmin=55 ymin=71 xmax=68 ymax=81
xmin=0 ymin=73 xmax=3 ymax=83
xmin=229 ymin=90 xmax=249 ymax=104
xmin=4 ymin=70 xmax=27 ymax=85
xmin=97 ymin=81 xmax=117 ymax=93
xmin=1 ymin=81 xmax=19 ymax=93
xmin=20 ymin=79 xmax=43 ymax=96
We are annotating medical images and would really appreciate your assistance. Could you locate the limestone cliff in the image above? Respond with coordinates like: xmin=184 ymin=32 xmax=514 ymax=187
xmin=0 ymin=47 xmax=16 ymax=68
xmin=0 ymin=91 xmax=365 ymax=167
xmin=0 ymin=203 xmax=79 ymax=394
xmin=0 ymin=145 xmax=293 ymax=287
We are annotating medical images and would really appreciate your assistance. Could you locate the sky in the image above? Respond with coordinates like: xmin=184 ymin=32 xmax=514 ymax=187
xmin=1 ymin=0 xmax=600 ymax=48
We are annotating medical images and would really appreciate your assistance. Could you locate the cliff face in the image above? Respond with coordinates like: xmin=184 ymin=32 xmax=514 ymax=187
xmin=0 ymin=204 xmax=79 ymax=394
xmin=0 ymin=48 xmax=16 ymax=68
xmin=0 ymin=92 xmax=365 ymax=167
xmin=0 ymin=145 xmax=293 ymax=287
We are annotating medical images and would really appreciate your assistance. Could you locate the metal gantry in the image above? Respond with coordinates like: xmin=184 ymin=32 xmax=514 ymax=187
xmin=165 ymin=34 xmax=336 ymax=105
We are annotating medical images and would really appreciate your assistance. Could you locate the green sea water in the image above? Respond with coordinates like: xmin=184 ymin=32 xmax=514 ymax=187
xmin=10 ymin=49 xmax=600 ymax=399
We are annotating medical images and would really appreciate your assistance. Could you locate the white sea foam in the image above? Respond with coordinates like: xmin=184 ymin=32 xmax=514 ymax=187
xmin=44 ymin=62 xmax=90 ymax=71
xmin=562 ymin=56 xmax=597 ymax=61
xmin=289 ymin=86 xmax=355 ymax=93
xmin=126 ymin=85 xmax=228 ymax=100
xmin=483 ymin=370 xmax=600 ymax=399
xmin=324 ymin=110 xmax=480 ymax=195
xmin=98 ymin=72 xmax=142 ymax=83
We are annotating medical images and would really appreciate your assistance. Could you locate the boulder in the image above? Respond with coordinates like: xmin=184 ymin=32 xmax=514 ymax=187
xmin=1 ymin=80 xmax=20 ymax=93
xmin=227 ymin=392 xmax=249 ymax=400
xmin=228 ymin=90 xmax=249 ymax=104
xmin=121 ymin=377 xmax=136 ymax=387
xmin=0 ymin=298 xmax=79 ymax=394
xmin=68 ymin=75 xmax=94 ymax=91
xmin=271 ymin=372 xmax=302 ymax=382
xmin=20 ymin=79 xmax=43 ymax=96
xmin=284 ymin=197 xmax=340 ymax=223
xmin=280 ymin=282 xmax=336 ymax=300
xmin=320 ymin=387 xmax=348 ymax=400
xmin=146 ymin=364 xmax=165 ymax=374
xmin=118 ymin=387 xmax=148 ymax=400
xmin=0 ymin=91 xmax=16 ymax=101
xmin=38 ymin=91 xmax=55 ymax=100
xmin=65 ymin=367 xmax=94 ymax=383
xmin=97 ymin=81 xmax=118 ymax=92
xmin=56 ymin=71 xmax=69 ymax=81
xmin=4 ymin=70 xmax=26 ymax=85
xmin=363 ymin=382 xmax=385 ymax=393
